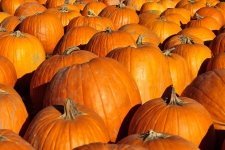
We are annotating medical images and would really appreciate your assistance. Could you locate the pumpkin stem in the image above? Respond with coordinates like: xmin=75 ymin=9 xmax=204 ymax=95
xmin=194 ymin=13 xmax=204 ymax=20
xmin=0 ymin=136 xmax=7 ymax=142
xmin=59 ymin=5 xmax=69 ymax=12
xmin=62 ymin=99 xmax=83 ymax=120
xmin=11 ymin=30 xmax=24 ymax=38
xmin=140 ymin=130 xmax=170 ymax=142
xmin=0 ymin=26 xmax=7 ymax=32
xmin=159 ymin=16 xmax=167 ymax=22
xmin=64 ymin=0 xmax=70 ymax=4
xmin=163 ymin=85 xmax=185 ymax=106
xmin=105 ymin=27 xmax=112 ymax=33
xmin=0 ymin=89 xmax=7 ymax=94
xmin=163 ymin=47 xmax=176 ymax=56
xmin=188 ymin=0 xmax=196 ymax=4
xmin=117 ymin=2 xmax=126 ymax=8
xmin=87 ymin=10 xmax=96 ymax=17
xmin=180 ymin=35 xmax=195 ymax=44
xmin=136 ymin=35 xmax=144 ymax=46
xmin=19 ymin=16 xmax=26 ymax=21
xmin=63 ymin=46 xmax=80 ymax=55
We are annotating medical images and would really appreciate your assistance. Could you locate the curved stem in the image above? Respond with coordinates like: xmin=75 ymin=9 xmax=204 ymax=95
xmin=11 ymin=30 xmax=24 ymax=38
xmin=136 ymin=35 xmax=144 ymax=46
xmin=140 ymin=130 xmax=170 ymax=142
xmin=195 ymin=13 xmax=204 ymax=20
xmin=62 ymin=99 xmax=83 ymax=120
xmin=163 ymin=85 xmax=185 ymax=106
xmin=59 ymin=6 xmax=69 ymax=13
xmin=63 ymin=46 xmax=80 ymax=55
xmin=163 ymin=47 xmax=176 ymax=56
xmin=87 ymin=10 xmax=96 ymax=17
xmin=179 ymin=35 xmax=195 ymax=44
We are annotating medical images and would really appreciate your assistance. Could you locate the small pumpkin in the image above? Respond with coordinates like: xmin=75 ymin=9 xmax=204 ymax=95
xmin=24 ymin=99 xmax=110 ymax=149
xmin=0 ymin=16 xmax=23 ymax=32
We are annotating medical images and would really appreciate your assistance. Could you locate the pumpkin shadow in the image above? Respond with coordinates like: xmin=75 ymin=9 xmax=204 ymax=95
xmin=115 ymin=103 xmax=141 ymax=143
xmin=199 ymin=124 xmax=215 ymax=150
xmin=197 ymin=58 xmax=210 ymax=76
xmin=214 ymin=129 xmax=225 ymax=150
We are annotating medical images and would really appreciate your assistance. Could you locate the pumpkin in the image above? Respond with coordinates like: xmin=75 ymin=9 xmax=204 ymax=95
xmin=45 ymin=0 xmax=76 ymax=8
xmin=74 ymin=143 xmax=147 ymax=150
xmin=163 ymin=34 xmax=204 ymax=49
xmin=30 ymin=48 xmax=97 ymax=112
xmin=66 ymin=14 xmax=115 ymax=31
xmin=215 ymin=2 xmax=225 ymax=20
xmin=123 ymin=0 xmax=147 ymax=11
xmin=55 ymin=26 xmax=98 ymax=54
xmin=86 ymin=28 xmax=136 ymax=57
xmin=0 ymin=0 xmax=24 ymax=15
xmin=179 ymin=26 xmax=216 ymax=42
xmin=98 ymin=0 xmax=120 ymax=5
xmin=138 ymin=11 xmax=160 ymax=25
xmin=182 ymin=69 xmax=225 ymax=130
xmin=186 ymin=13 xmax=221 ymax=31
xmin=0 ymin=16 xmax=23 ymax=32
xmin=0 ymin=30 xmax=45 ymax=78
xmin=106 ymin=36 xmax=172 ymax=103
xmin=140 ymin=16 xmax=182 ymax=43
xmin=172 ymin=40 xmax=211 ymax=80
xmin=99 ymin=3 xmax=139 ymax=30
xmin=81 ymin=1 xmax=106 ymax=16
xmin=19 ymin=12 xmax=64 ymax=54
xmin=0 ymin=84 xmax=28 ymax=134
xmin=210 ymin=32 xmax=225 ymax=56
xmin=0 ymin=12 xmax=11 ymax=23
xmin=44 ymin=4 xmax=81 ymax=27
xmin=161 ymin=13 xmax=188 ymax=26
xmin=24 ymin=99 xmax=110 ymax=149
xmin=0 ymin=56 xmax=17 ymax=87
xmin=14 ymin=2 xmax=47 ymax=17
xmin=207 ymin=52 xmax=225 ymax=71
xmin=118 ymin=24 xmax=160 ymax=46
xmin=129 ymin=86 xmax=214 ymax=149
xmin=118 ymin=130 xmax=199 ymax=150
xmin=0 ymin=129 xmax=34 ymax=150
xmin=140 ymin=2 xmax=166 ymax=14
xmin=43 ymin=57 xmax=141 ymax=142
xmin=163 ymin=48 xmax=192 ymax=95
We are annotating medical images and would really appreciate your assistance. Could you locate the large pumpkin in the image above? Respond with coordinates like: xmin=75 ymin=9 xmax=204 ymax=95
xmin=0 ymin=129 xmax=34 ymax=150
xmin=182 ymin=69 xmax=225 ymax=130
xmin=24 ymin=99 xmax=110 ymax=149
xmin=129 ymin=86 xmax=214 ymax=149
xmin=0 ymin=30 xmax=45 ymax=78
xmin=19 ymin=12 xmax=64 ymax=54
xmin=43 ymin=57 xmax=141 ymax=142
xmin=107 ymin=38 xmax=172 ymax=103
xmin=0 ymin=84 xmax=28 ymax=134
xmin=207 ymin=52 xmax=225 ymax=70
xmin=118 ymin=130 xmax=199 ymax=150
xmin=30 ymin=48 xmax=97 ymax=112
xmin=0 ymin=0 xmax=24 ymax=15
xmin=210 ymin=32 xmax=225 ymax=56
xmin=0 ymin=56 xmax=17 ymax=87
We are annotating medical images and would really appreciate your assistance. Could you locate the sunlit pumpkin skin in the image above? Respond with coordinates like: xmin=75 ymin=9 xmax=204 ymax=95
xmin=138 ymin=11 xmax=160 ymax=25
xmin=162 ymin=13 xmax=188 ymax=26
xmin=161 ymin=8 xmax=191 ymax=24
xmin=67 ymin=15 xmax=115 ymax=31
xmin=0 ymin=31 xmax=45 ymax=78
xmin=0 ymin=0 xmax=24 ymax=15
xmin=164 ymin=34 xmax=204 ymax=49
xmin=186 ymin=14 xmax=221 ymax=31
xmin=19 ymin=12 xmax=64 ymax=54
xmin=216 ymin=2 xmax=225 ymax=21
xmin=118 ymin=130 xmax=199 ymax=150
xmin=124 ymin=0 xmax=147 ymax=11
xmin=14 ymin=2 xmax=47 ymax=17
xmin=0 ymin=84 xmax=28 ymax=134
xmin=24 ymin=99 xmax=110 ymax=149
xmin=196 ymin=6 xmax=224 ymax=27
xmin=163 ymin=49 xmax=192 ymax=95
xmin=179 ymin=27 xmax=216 ymax=42
xmin=107 ymin=40 xmax=172 ymax=103
xmin=86 ymin=29 xmax=136 ymax=57
xmin=44 ymin=4 xmax=81 ymax=27
xmin=98 ymin=0 xmax=121 ymax=6
xmin=118 ymin=24 xmax=160 ymax=46
xmin=210 ymin=32 xmax=225 ymax=56
xmin=129 ymin=86 xmax=214 ymax=148
xmin=0 ymin=56 xmax=17 ymax=87
xmin=82 ymin=1 xmax=106 ymax=16
xmin=0 ymin=16 xmax=22 ymax=32
xmin=30 ymin=48 xmax=97 ymax=113
xmin=0 ymin=12 xmax=11 ymax=23
xmin=99 ymin=3 xmax=139 ymax=30
xmin=45 ymin=0 xmax=76 ymax=8
xmin=0 ymin=129 xmax=34 ymax=150
xmin=74 ymin=143 xmax=147 ymax=150
xmin=55 ymin=26 xmax=98 ymax=54
xmin=172 ymin=42 xmax=212 ymax=80
xmin=207 ymin=52 xmax=225 ymax=71
xmin=140 ymin=17 xmax=182 ymax=43
xmin=43 ymin=57 xmax=141 ymax=142
xmin=182 ymin=69 xmax=225 ymax=130
xmin=140 ymin=2 xmax=166 ymax=14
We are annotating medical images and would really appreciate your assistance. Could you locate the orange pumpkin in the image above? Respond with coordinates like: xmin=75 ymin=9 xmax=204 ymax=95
xmin=0 ymin=84 xmax=28 ymax=134
xmin=0 ymin=0 xmax=24 ymax=15
xmin=0 ymin=56 xmax=17 ymax=87
xmin=43 ymin=57 xmax=141 ymax=142
xmin=81 ymin=1 xmax=106 ymax=16
xmin=24 ymin=99 xmax=110 ymax=149
xmin=19 ymin=12 xmax=64 ymax=54
xmin=207 ymin=52 xmax=225 ymax=70
xmin=210 ymin=32 xmax=225 ymax=56
xmin=0 ymin=30 xmax=45 ymax=78
xmin=129 ymin=86 xmax=214 ymax=149
xmin=0 ymin=16 xmax=23 ymax=32
xmin=30 ymin=48 xmax=97 ymax=112
xmin=0 ymin=12 xmax=11 ymax=23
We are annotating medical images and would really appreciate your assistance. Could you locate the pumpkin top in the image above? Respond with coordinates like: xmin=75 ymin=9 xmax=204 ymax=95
xmin=140 ymin=130 xmax=170 ymax=142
